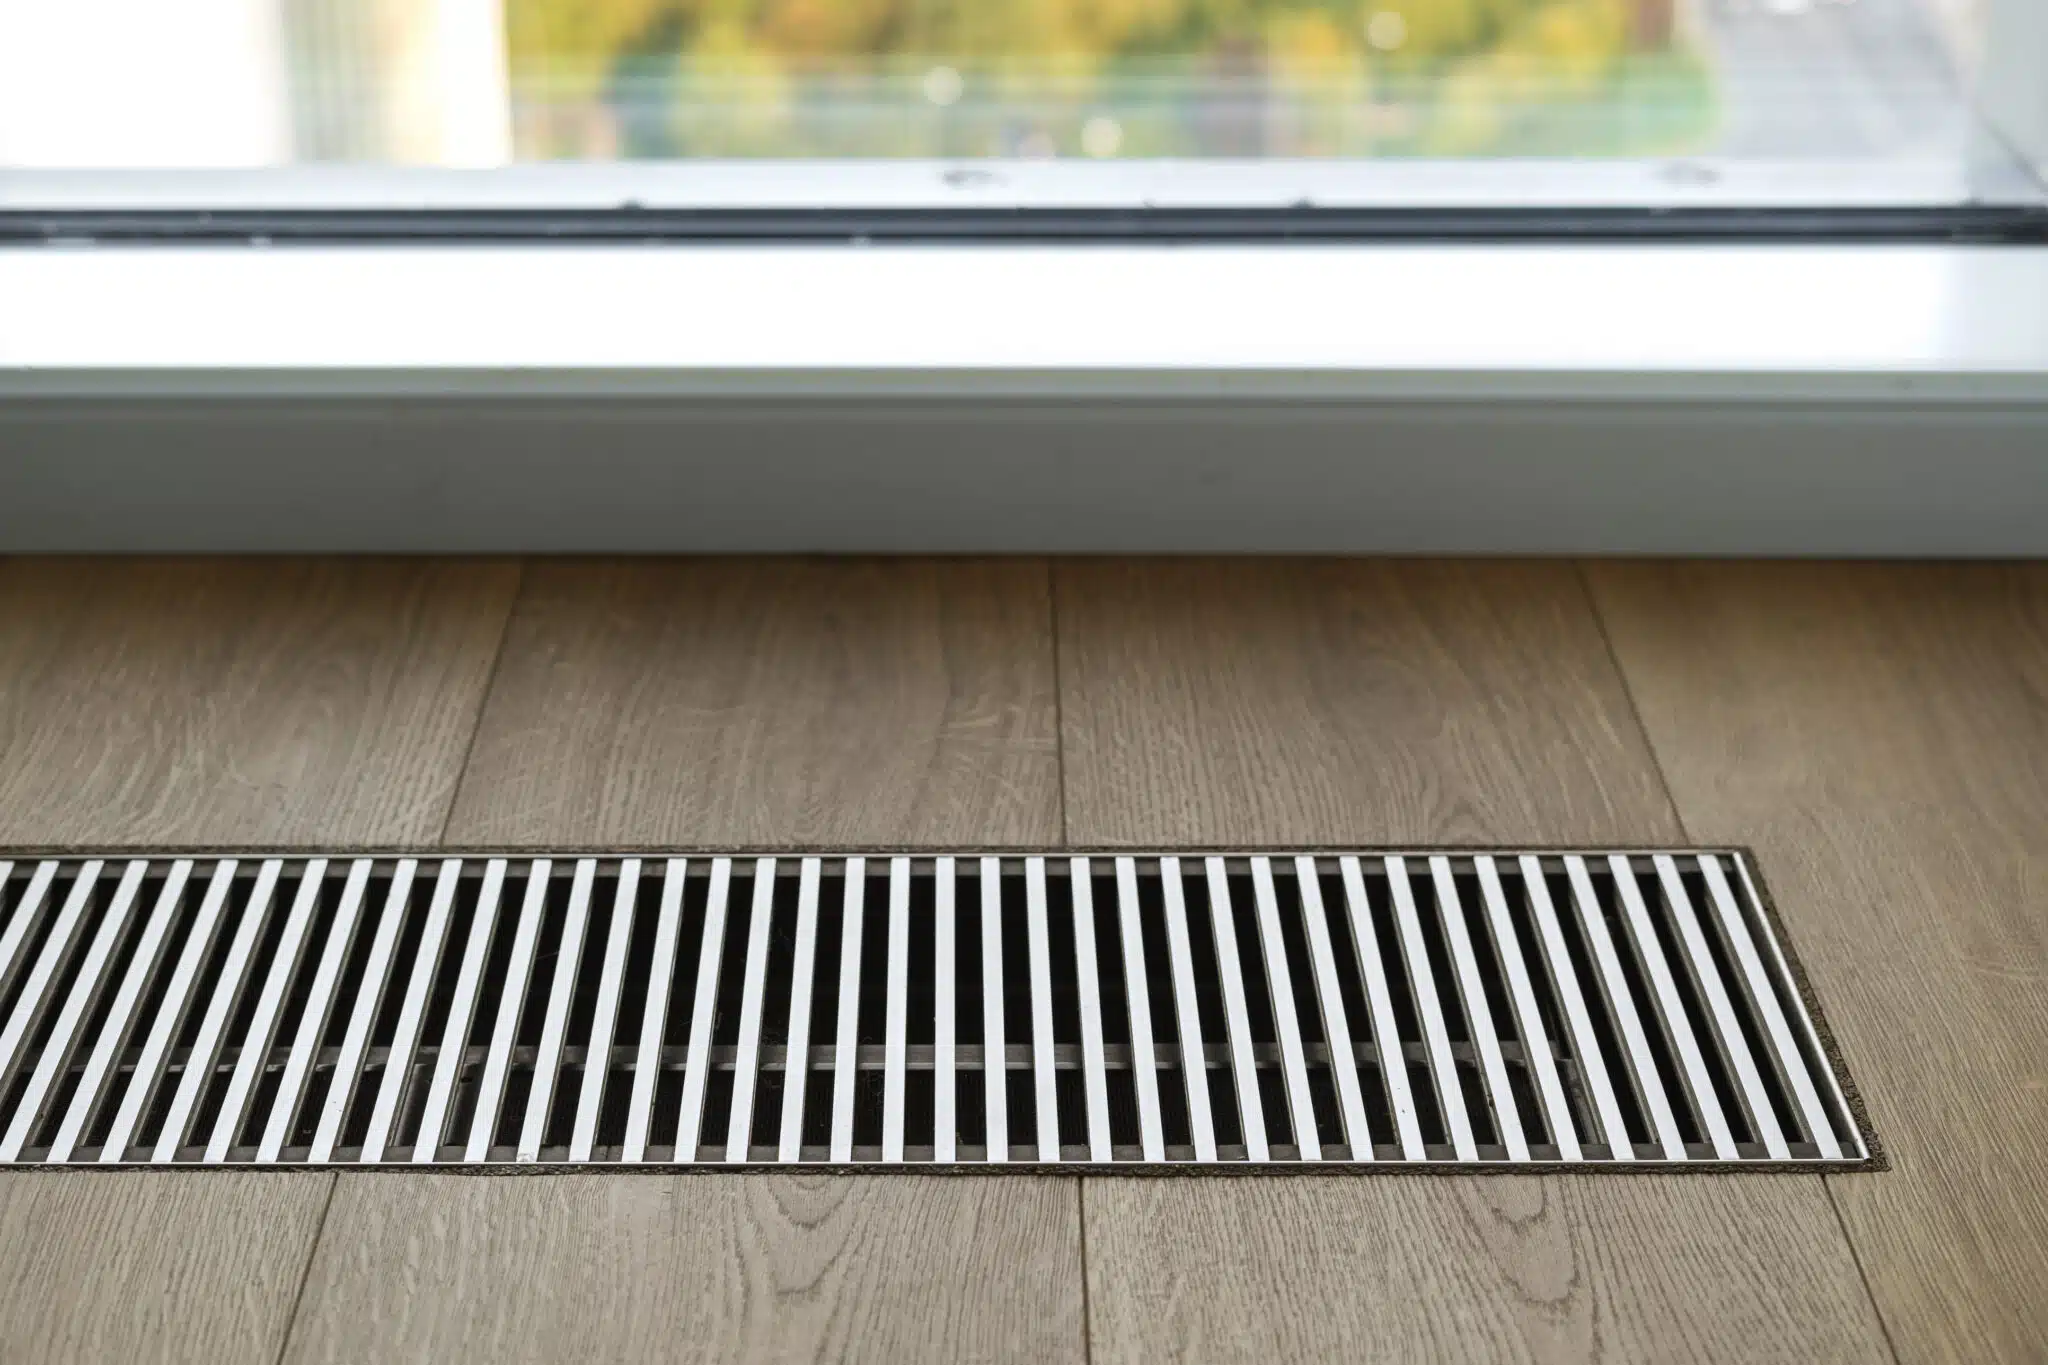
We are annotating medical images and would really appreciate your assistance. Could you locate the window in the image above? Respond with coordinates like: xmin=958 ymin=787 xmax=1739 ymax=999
xmin=5 ymin=4 xmax=2044 ymax=561
xmin=1 ymin=0 xmax=2041 ymax=233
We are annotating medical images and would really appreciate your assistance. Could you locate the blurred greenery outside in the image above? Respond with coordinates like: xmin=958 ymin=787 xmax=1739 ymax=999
xmin=504 ymin=0 xmax=1715 ymax=158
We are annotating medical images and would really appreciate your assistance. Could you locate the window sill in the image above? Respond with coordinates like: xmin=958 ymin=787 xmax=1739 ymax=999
xmin=3 ymin=242 xmax=2046 ymax=553
xmin=4 ymin=241 xmax=2047 ymax=398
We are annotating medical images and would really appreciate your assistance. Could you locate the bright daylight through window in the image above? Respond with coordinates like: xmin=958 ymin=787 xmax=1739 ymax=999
xmin=0 ymin=0 xmax=2041 ymax=223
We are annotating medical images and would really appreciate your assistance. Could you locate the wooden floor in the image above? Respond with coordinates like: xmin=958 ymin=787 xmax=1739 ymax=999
xmin=0 ymin=557 xmax=2041 ymax=1365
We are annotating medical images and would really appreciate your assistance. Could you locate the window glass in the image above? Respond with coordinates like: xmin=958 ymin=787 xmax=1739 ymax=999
xmin=0 ymin=1 xmax=2034 ymax=207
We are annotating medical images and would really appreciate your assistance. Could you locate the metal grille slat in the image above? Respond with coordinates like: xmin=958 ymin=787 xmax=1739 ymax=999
xmin=0 ymin=862 xmax=60 ymax=1009
xmin=623 ymin=860 xmax=685 ymax=1163
xmin=1520 ymin=855 xmax=1628 ymax=1157
xmin=0 ymin=860 xmax=106 ymax=1113
xmin=311 ymin=859 xmax=417 ymax=1164
xmin=781 ymin=858 xmax=825 ymax=1163
xmin=676 ymin=857 xmax=732 ymax=1162
xmin=1250 ymin=858 xmax=1321 ymax=1162
xmin=1069 ymin=858 xmax=1113 ymax=1164
xmin=980 ymin=857 xmax=1009 ymax=1163
xmin=206 ymin=861 xmax=326 ymax=1164
xmin=1159 ymin=858 xmax=1218 ymax=1163
xmin=1024 ymin=857 xmax=1060 ymax=1163
xmin=726 ymin=858 xmax=779 ymax=1164
xmin=256 ymin=861 xmax=368 ymax=1162
xmin=1203 ymin=857 xmax=1268 ymax=1161
xmin=1115 ymin=858 xmax=1164 ymax=1162
xmin=1293 ymin=857 xmax=1373 ymax=1162
xmin=1607 ymin=855 xmax=1738 ymax=1160
xmin=154 ymin=860 xmax=282 ymax=1162
xmin=1733 ymin=854 xmax=1862 ymax=1159
xmin=53 ymin=861 xmax=192 ymax=1163
xmin=1428 ymin=857 xmax=1526 ymax=1163
xmin=569 ymin=858 xmax=638 ymax=1163
xmin=1700 ymin=855 xmax=1840 ymax=1159
xmin=828 ymin=858 xmax=865 ymax=1163
xmin=880 ymin=857 xmax=909 ymax=1163
xmin=0 ymin=851 xmax=1865 ymax=1169
xmin=1654 ymin=856 xmax=1787 ymax=1159
xmin=1564 ymin=855 xmax=1684 ymax=1161
xmin=931 ymin=857 xmax=955 ymax=1163
xmin=109 ymin=861 xmax=242 ymax=1162
xmin=362 ymin=860 xmax=463 ymax=1163
xmin=0 ymin=861 xmax=143 ymax=1161
xmin=974 ymin=859 xmax=1007 ymax=1162
xmin=465 ymin=860 xmax=548 ymax=1163
xmin=1475 ymin=858 xmax=1579 ymax=1161
xmin=1339 ymin=857 xmax=1424 ymax=1160
xmin=416 ymin=859 xmax=505 ymax=1164
xmin=517 ymin=859 xmax=595 ymax=1163
xmin=1386 ymin=856 xmax=1476 ymax=1161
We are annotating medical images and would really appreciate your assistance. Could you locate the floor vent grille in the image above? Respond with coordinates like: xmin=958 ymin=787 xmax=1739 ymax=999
xmin=0 ymin=852 xmax=1868 ymax=1168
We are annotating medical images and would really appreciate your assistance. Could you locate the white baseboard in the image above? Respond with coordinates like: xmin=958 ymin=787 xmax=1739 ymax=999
xmin=6 ymin=395 xmax=2044 ymax=554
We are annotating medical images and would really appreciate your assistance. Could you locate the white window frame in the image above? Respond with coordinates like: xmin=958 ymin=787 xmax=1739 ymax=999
xmin=0 ymin=0 xmax=2043 ymax=555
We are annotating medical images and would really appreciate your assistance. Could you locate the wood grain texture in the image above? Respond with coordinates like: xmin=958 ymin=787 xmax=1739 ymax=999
xmin=285 ymin=1175 xmax=1083 ymax=1365
xmin=383 ymin=563 xmax=1079 ymax=1365
xmin=1086 ymin=1177 xmax=1890 ymax=1365
xmin=445 ymin=560 xmax=1059 ymax=847
xmin=1055 ymin=560 xmax=1674 ymax=846
xmin=0 ymin=1172 xmax=333 ymax=1365
xmin=1061 ymin=559 xmax=1886 ymax=1363
xmin=0 ymin=558 xmax=519 ymax=848
xmin=1590 ymin=562 xmax=2048 ymax=1364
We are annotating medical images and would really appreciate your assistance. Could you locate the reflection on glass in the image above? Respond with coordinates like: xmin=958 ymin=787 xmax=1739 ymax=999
xmin=508 ymin=0 xmax=1707 ymax=159
xmin=0 ymin=0 xmax=2003 ymax=166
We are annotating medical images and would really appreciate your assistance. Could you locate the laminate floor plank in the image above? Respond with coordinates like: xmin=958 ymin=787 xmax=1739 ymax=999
xmin=445 ymin=559 xmax=1060 ymax=847
xmin=0 ymin=1171 xmax=332 ymax=1365
xmin=1058 ymin=559 xmax=1889 ymax=1364
xmin=1087 ymin=1176 xmax=1889 ymax=1365
xmin=284 ymin=1175 xmax=1083 ymax=1365
xmin=0 ymin=558 xmax=510 ymax=1365
xmin=1055 ymin=560 xmax=1671 ymax=846
xmin=294 ymin=560 xmax=1079 ymax=1362
xmin=0 ymin=558 xmax=520 ymax=848
xmin=1590 ymin=561 xmax=2048 ymax=1364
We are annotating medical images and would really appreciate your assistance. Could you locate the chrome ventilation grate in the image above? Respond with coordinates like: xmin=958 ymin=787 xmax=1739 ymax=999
xmin=0 ymin=852 xmax=1869 ymax=1169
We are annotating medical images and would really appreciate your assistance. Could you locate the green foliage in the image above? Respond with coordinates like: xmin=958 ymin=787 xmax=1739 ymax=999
xmin=504 ymin=0 xmax=1709 ymax=159
xmin=512 ymin=0 xmax=1649 ymax=73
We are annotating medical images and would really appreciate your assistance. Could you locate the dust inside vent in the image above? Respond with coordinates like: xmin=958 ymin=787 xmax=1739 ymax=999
xmin=0 ymin=851 xmax=1868 ymax=1168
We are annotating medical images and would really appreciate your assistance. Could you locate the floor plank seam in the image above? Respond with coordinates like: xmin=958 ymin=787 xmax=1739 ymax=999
xmin=1077 ymin=1177 xmax=1095 ymax=1365
xmin=1048 ymin=561 xmax=1071 ymax=848
xmin=1587 ymin=562 xmax=1910 ymax=1357
xmin=272 ymin=1172 xmax=339 ymax=1365
xmin=1578 ymin=562 xmax=1693 ymax=843
xmin=1827 ymin=1175 xmax=1905 ymax=1365
xmin=436 ymin=560 xmax=526 ymax=847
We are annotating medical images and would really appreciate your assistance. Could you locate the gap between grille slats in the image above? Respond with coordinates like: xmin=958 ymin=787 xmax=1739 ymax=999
xmin=0 ymin=852 xmax=1871 ymax=1169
